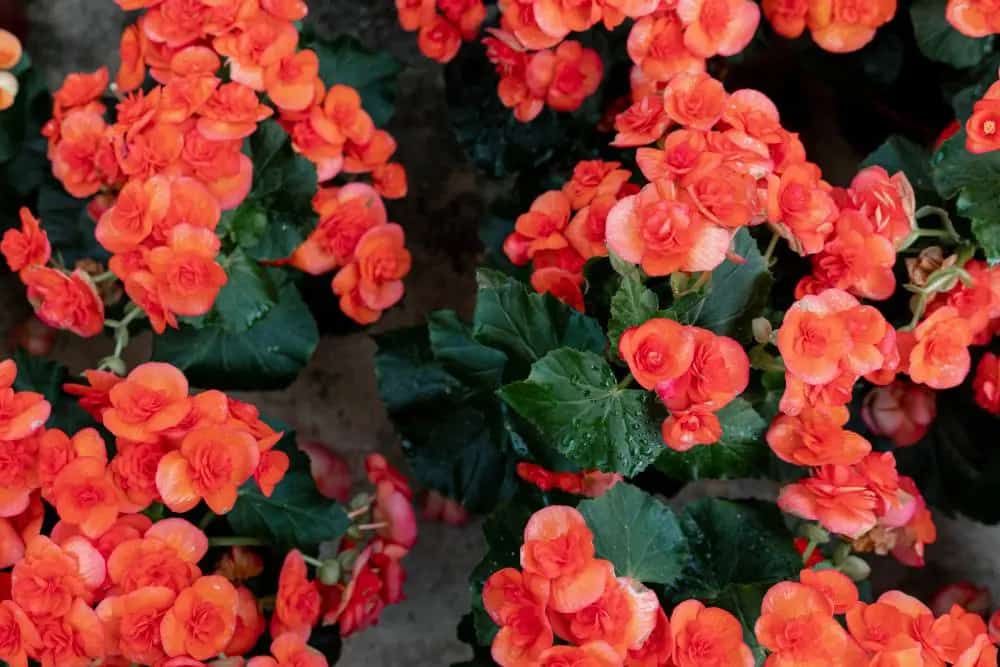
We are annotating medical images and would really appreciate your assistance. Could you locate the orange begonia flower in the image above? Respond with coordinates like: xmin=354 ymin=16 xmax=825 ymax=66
xmin=521 ymin=506 xmax=596 ymax=580
xmin=671 ymin=599 xmax=754 ymax=667
xmin=225 ymin=585 xmax=266 ymax=656
xmin=0 ymin=28 xmax=23 ymax=70
xmin=948 ymin=0 xmax=1000 ymax=37
xmin=248 ymin=633 xmax=329 ymax=667
xmin=111 ymin=120 xmax=185 ymax=180
xmin=11 ymin=536 xmax=91 ymax=617
xmin=332 ymin=223 xmax=412 ymax=324
xmin=567 ymin=195 xmax=617 ymax=260
xmin=418 ymin=16 xmax=463 ymax=63
xmin=0 ymin=494 xmax=43 ymax=569
xmin=507 ymin=190 xmax=573 ymax=262
xmin=117 ymin=25 xmax=147 ymax=92
xmin=156 ymin=425 xmax=259 ymax=513
xmin=531 ymin=267 xmax=586 ymax=312
xmin=64 ymin=369 xmax=122 ymax=421
xmin=103 ymin=362 xmax=192 ymax=443
xmin=272 ymin=550 xmax=321 ymax=640
xmin=160 ymin=575 xmax=239 ymax=660
xmin=847 ymin=600 xmax=918 ymax=653
xmin=563 ymin=160 xmax=632 ymax=211
xmin=908 ymin=306 xmax=973 ymax=390
xmin=526 ymin=41 xmax=603 ymax=113
xmin=767 ymin=162 xmax=837 ymax=255
xmin=612 ymin=94 xmax=671 ymax=147
xmin=763 ymin=0 xmax=809 ymax=38
xmin=627 ymin=607 xmax=673 ymax=667
xmin=799 ymin=568 xmax=859 ymax=614
xmin=396 ymin=0 xmax=436 ymax=31
xmin=0 ymin=600 xmax=40 ymax=667
xmin=499 ymin=0 xmax=563 ymax=50
xmin=197 ymin=82 xmax=273 ymax=140
xmin=146 ymin=224 xmax=227 ymax=317
xmin=0 ymin=365 xmax=50 ymax=442
xmin=21 ymin=267 xmax=105 ymax=338
xmin=755 ymin=581 xmax=854 ymax=664
xmin=215 ymin=15 xmax=298 ymax=90
xmin=777 ymin=289 xmax=860 ymax=385
xmin=678 ymin=0 xmax=760 ymax=57
xmin=53 ymin=67 xmax=110 ymax=117
xmin=96 ymin=176 xmax=172 ymax=253
xmin=662 ymin=407 xmax=722 ymax=451
xmin=51 ymin=109 xmax=117 ymax=198
xmin=33 ymin=597 xmax=105 ymax=667
xmin=663 ymin=72 xmax=728 ymax=130
xmin=767 ymin=407 xmax=872 ymax=466
xmin=848 ymin=166 xmax=916 ymax=249
xmin=483 ymin=568 xmax=551 ymax=626
xmin=373 ymin=478 xmax=418 ymax=550
xmin=806 ymin=0 xmax=897 ymax=53
xmin=262 ymin=0 xmax=309 ymax=20
xmin=52 ymin=456 xmax=121 ymax=539
xmin=811 ymin=210 xmax=897 ymax=301
xmin=265 ymin=49 xmax=320 ymax=112
xmin=955 ymin=634 xmax=998 ymax=667
xmin=492 ymin=601 xmax=555 ymax=666
xmin=636 ymin=130 xmax=717 ymax=182
xmin=551 ymin=576 xmax=659 ymax=655
xmin=627 ymin=13 xmax=706 ymax=84
xmin=373 ymin=162 xmax=408 ymax=199
xmin=2 ymin=208 xmax=51 ymax=274
xmin=655 ymin=328 xmax=749 ymax=411
xmin=107 ymin=533 xmax=203 ymax=595
xmin=619 ymin=318 xmax=696 ymax=390
xmin=778 ymin=465 xmax=878 ymax=538
xmin=291 ymin=183 xmax=388 ymax=275
xmin=96 ymin=585 xmax=176 ymax=665
xmin=606 ymin=180 xmax=731 ymax=277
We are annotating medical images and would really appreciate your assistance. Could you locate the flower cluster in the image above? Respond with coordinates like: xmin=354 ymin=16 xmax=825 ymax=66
xmin=15 ymin=0 xmax=410 ymax=332
xmin=482 ymin=505 xmax=754 ymax=667
xmin=762 ymin=0 xmax=897 ymax=53
xmin=946 ymin=0 xmax=1000 ymax=37
xmin=272 ymin=453 xmax=418 ymax=639
xmin=770 ymin=288 xmax=936 ymax=565
xmin=619 ymin=318 xmax=750 ymax=451
xmin=516 ymin=463 xmax=623 ymax=497
xmin=0 ymin=28 xmax=22 ymax=110
xmin=0 ymin=356 xmax=416 ymax=665
xmin=755 ymin=570 xmax=998 ymax=666
xmin=396 ymin=0 xmax=487 ymax=63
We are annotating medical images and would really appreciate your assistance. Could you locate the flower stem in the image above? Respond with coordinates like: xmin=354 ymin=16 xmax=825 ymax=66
xmin=302 ymin=554 xmax=324 ymax=568
xmin=616 ymin=374 xmax=635 ymax=391
xmin=762 ymin=231 xmax=780 ymax=266
xmin=915 ymin=205 xmax=962 ymax=243
xmin=208 ymin=537 xmax=267 ymax=548
xmin=357 ymin=522 xmax=388 ymax=531
xmin=198 ymin=512 xmax=217 ymax=531
xmin=92 ymin=271 xmax=116 ymax=284
xmin=801 ymin=538 xmax=819 ymax=565
xmin=347 ymin=506 xmax=370 ymax=520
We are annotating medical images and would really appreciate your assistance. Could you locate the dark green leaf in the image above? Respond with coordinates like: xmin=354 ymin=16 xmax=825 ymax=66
xmin=862 ymin=135 xmax=939 ymax=205
xmin=911 ymin=0 xmax=993 ymax=69
xmin=152 ymin=284 xmax=318 ymax=390
xmin=35 ymin=180 xmax=107 ymax=266
xmin=305 ymin=34 xmax=401 ymax=126
xmin=578 ymin=483 xmax=689 ymax=584
xmin=374 ymin=326 xmax=468 ymax=414
xmin=428 ymin=310 xmax=508 ymax=390
xmin=228 ymin=469 xmax=350 ymax=548
xmin=608 ymin=275 xmax=661 ymax=352
xmin=473 ymin=269 xmax=605 ymax=381
xmin=212 ymin=250 xmax=278 ymax=329
xmin=972 ymin=218 xmax=1000 ymax=264
xmin=499 ymin=349 xmax=661 ymax=476
xmin=667 ymin=229 xmax=772 ymax=343
xmin=670 ymin=498 xmax=801 ymax=602
xmin=932 ymin=129 xmax=1000 ymax=261
xmin=655 ymin=399 xmax=770 ymax=481
xmin=10 ymin=350 xmax=95 ymax=434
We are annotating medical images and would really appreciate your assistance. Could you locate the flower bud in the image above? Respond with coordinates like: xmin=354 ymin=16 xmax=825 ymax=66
xmin=861 ymin=380 xmax=937 ymax=447
xmin=800 ymin=523 xmax=830 ymax=545
xmin=751 ymin=318 xmax=773 ymax=345
xmin=350 ymin=492 xmax=371 ymax=510
xmin=338 ymin=549 xmax=359 ymax=571
xmin=98 ymin=356 xmax=127 ymax=376
xmin=905 ymin=246 xmax=954 ymax=287
xmin=839 ymin=556 xmax=871 ymax=582
xmin=318 ymin=559 xmax=342 ymax=585
xmin=0 ymin=71 xmax=18 ymax=111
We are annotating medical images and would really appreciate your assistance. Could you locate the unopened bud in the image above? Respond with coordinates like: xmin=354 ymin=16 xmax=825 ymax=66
xmin=831 ymin=542 xmax=851 ymax=566
xmin=751 ymin=318 xmax=773 ymax=345
xmin=905 ymin=246 xmax=954 ymax=287
xmin=800 ymin=523 xmax=831 ymax=545
xmin=338 ymin=549 xmax=359 ymax=572
xmin=98 ymin=356 xmax=127 ymax=376
xmin=840 ymin=555 xmax=872 ymax=582
xmin=346 ymin=524 xmax=362 ymax=541
xmin=318 ymin=559 xmax=342 ymax=585
xmin=349 ymin=493 xmax=371 ymax=510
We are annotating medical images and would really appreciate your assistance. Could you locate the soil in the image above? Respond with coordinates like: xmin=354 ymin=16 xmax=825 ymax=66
xmin=6 ymin=1 xmax=1000 ymax=664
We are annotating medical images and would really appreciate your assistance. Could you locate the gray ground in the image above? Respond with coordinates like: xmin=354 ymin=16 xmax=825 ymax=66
xmin=8 ymin=1 xmax=1000 ymax=664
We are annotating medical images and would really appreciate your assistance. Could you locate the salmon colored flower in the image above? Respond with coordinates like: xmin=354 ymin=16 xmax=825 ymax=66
xmin=50 ymin=108 xmax=118 ymax=198
xmin=755 ymin=581 xmax=851 ymax=663
xmin=955 ymin=634 xmax=998 ymax=667
xmin=767 ymin=162 xmax=837 ymax=255
xmin=566 ymin=195 xmax=616 ymax=260
xmin=492 ymin=602 xmax=555 ymax=666
xmin=96 ymin=176 xmax=172 ymax=253
xmin=107 ymin=530 xmax=205 ymax=595
xmin=147 ymin=224 xmax=227 ymax=317
xmin=531 ymin=267 xmax=585 ymax=312
xmin=156 ymin=425 xmax=259 ymax=513
xmin=635 ymin=130 xmax=719 ymax=182
xmin=11 ymin=536 xmax=91 ymax=617
xmin=264 ymin=49 xmax=320 ymax=112
xmin=763 ymin=0 xmax=809 ymax=38
xmin=550 ymin=577 xmax=659 ymax=654
xmin=373 ymin=479 xmax=418 ymax=550
xmin=662 ymin=407 xmax=722 ymax=451
xmin=161 ymin=575 xmax=239 ymax=660
xmin=221 ymin=587 xmax=264 ymax=656
xmin=110 ymin=439 xmax=171 ymax=511
xmin=2 ymin=208 xmax=51 ymax=273
xmin=0 ymin=363 xmax=50 ymax=442
xmin=0 ymin=600 xmax=40 ymax=667
xmin=619 ymin=318 xmax=696 ymax=390
xmin=197 ymin=82 xmax=273 ymax=140
xmin=21 ymin=267 xmax=105 ymax=338
xmin=799 ymin=568 xmax=859 ymax=614
xmin=776 ymin=289 xmax=859 ymax=385
xmin=483 ymin=568 xmax=550 ymax=626
xmin=0 ymin=28 xmax=23 ymax=70
xmin=505 ymin=191 xmax=573 ymax=264
xmin=627 ymin=13 xmax=705 ymax=83
xmin=53 ymin=67 xmax=109 ymax=117
xmin=768 ymin=407 xmax=872 ymax=466
xmin=563 ymin=161 xmax=632 ymax=210
xmin=677 ymin=0 xmax=760 ymax=58
xmin=946 ymin=0 xmax=1000 ymax=38
xmin=655 ymin=328 xmax=749 ymax=412
xmin=103 ymin=362 xmax=192 ymax=443
xmin=96 ymin=585 xmax=176 ymax=665
xmin=612 ymin=94 xmax=672 ymax=147
xmin=214 ymin=16 xmax=298 ymax=90
xmin=33 ymin=597 xmax=105 ymax=667
xmin=0 ymin=494 xmax=43 ymax=569
xmin=521 ymin=506 xmax=595 ymax=580
xmin=418 ymin=16 xmax=463 ymax=63
xmin=810 ymin=210 xmax=897 ymax=301
xmin=671 ymin=599 xmax=754 ymax=667
xmin=606 ymin=181 xmax=731 ymax=277
xmin=861 ymin=380 xmax=937 ymax=446
xmin=526 ymin=41 xmax=603 ymax=113
xmin=396 ymin=0 xmax=436 ymax=30
xmin=627 ymin=608 xmax=673 ymax=667
xmin=974 ymin=353 xmax=1000 ymax=415
xmin=806 ymin=0 xmax=897 ymax=53
xmin=499 ymin=0 xmax=563 ymax=50
xmin=117 ymin=25 xmax=146 ymax=92
xmin=332 ymin=223 xmax=411 ymax=325
xmin=847 ymin=166 xmax=916 ymax=248
xmin=373 ymin=162 xmax=408 ymax=199
xmin=272 ymin=550 xmax=321 ymax=640
xmin=778 ymin=465 xmax=878 ymax=538
xmin=679 ymin=163 xmax=757 ymax=230
xmin=908 ymin=306 xmax=973 ymax=390
xmin=0 ymin=71 xmax=17 ymax=111
xmin=51 ymin=456 xmax=121 ymax=539
xmin=662 ymin=72 xmax=727 ymax=130
xmin=248 ymin=632 xmax=329 ymax=667
xmin=291 ymin=184 xmax=388 ymax=275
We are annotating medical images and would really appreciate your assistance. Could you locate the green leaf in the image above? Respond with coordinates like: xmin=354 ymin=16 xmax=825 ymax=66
xmin=472 ymin=269 xmax=606 ymax=381
xmin=608 ymin=275 xmax=661 ymax=352
xmin=932 ymin=129 xmax=1000 ymax=261
xmin=152 ymin=283 xmax=319 ymax=390
xmin=911 ymin=0 xmax=994 ymax=69
xmin=498 ymin=349 xmax=662 ymax=476
xmin=228 ymin=469 xmax=350 ymax=549
xmin=35 ymin=180 xmax=108 ymax=266
xmin=305 ymin=33 xmax=401 ymax=126
xmin=654 ymin=399 xmax=770 ymax=481
xmin=212 ymin=249 xmax=278 ymax=329
xmin=374 ymin=326 xmax=517 ymax=513
xmin=428 ymin=310 xmax=508 ymax=390
xmin=10 ymin=350 xmax=95 ymax=434
xmin=666 ymin=229 xmax=772 ymax=343
xmin=670 ymin=498 xmax=801 ymax=602
xmin=862 ymin=135 xmax=939 ymax=205
xmin=578 ymin=483 xmax=689 ymax=584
